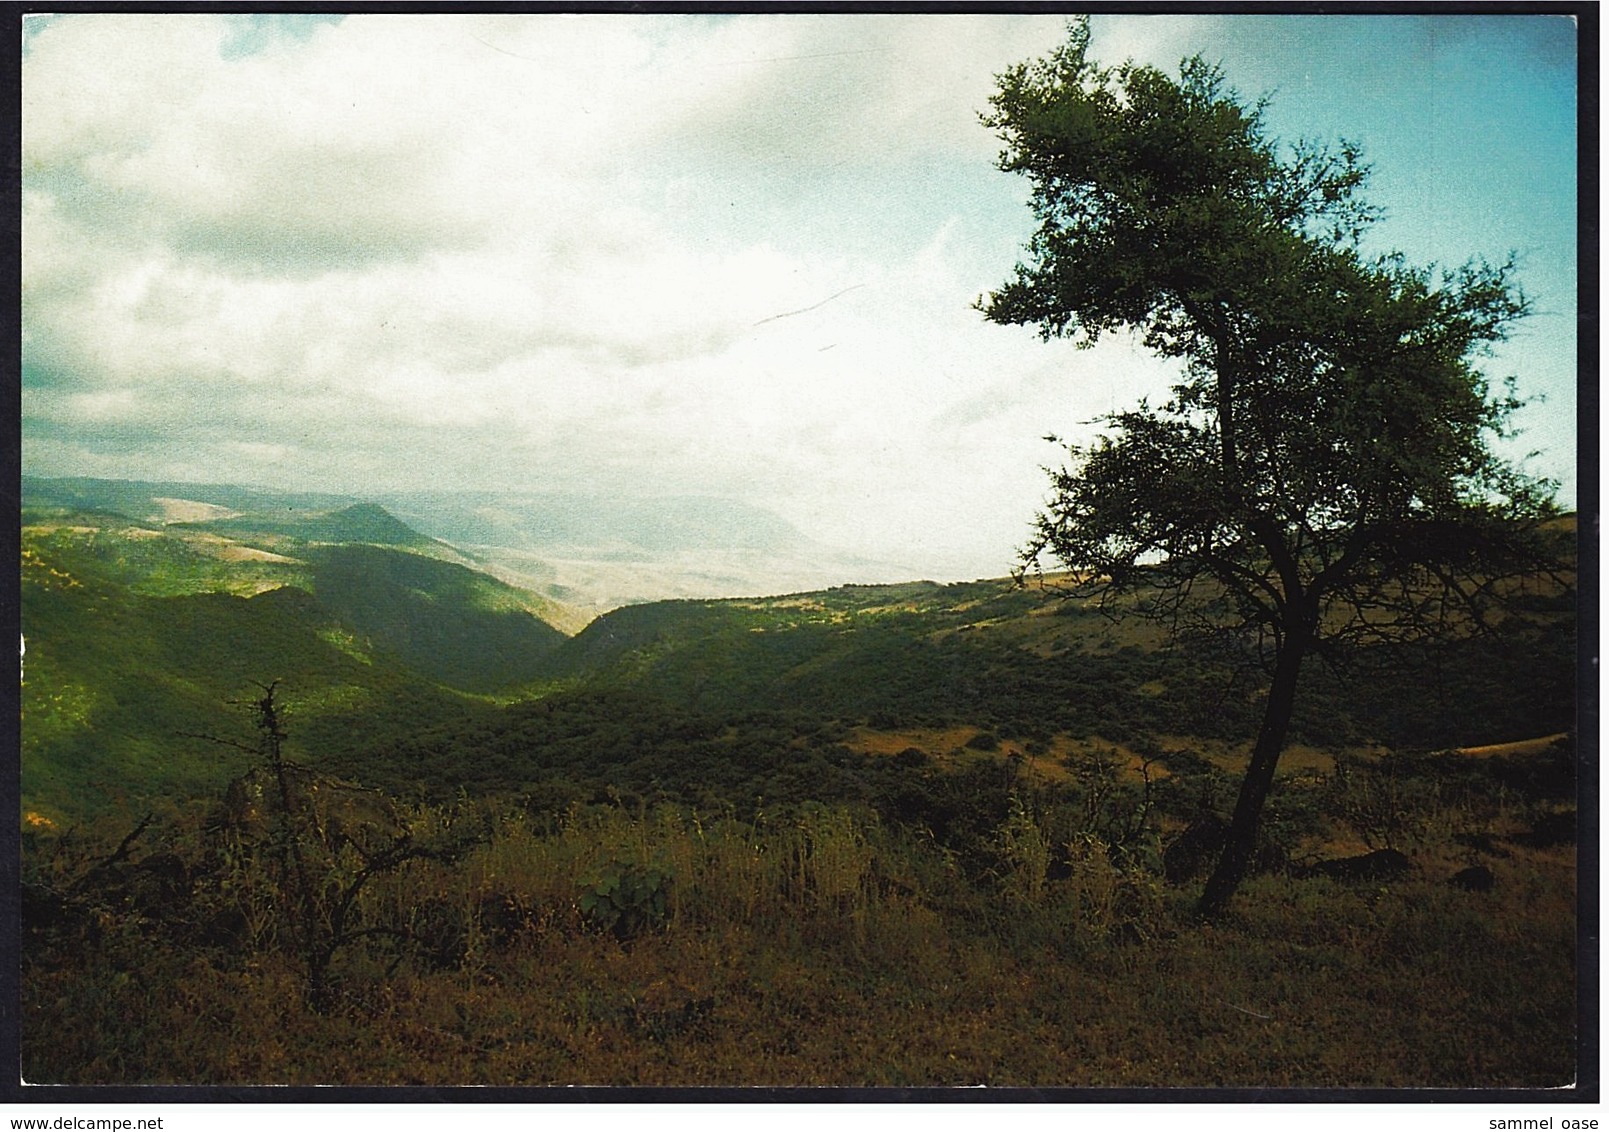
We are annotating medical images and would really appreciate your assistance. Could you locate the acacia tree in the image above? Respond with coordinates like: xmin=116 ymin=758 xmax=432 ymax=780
xmin=980 ymin=21 xmax=1562 ymax=915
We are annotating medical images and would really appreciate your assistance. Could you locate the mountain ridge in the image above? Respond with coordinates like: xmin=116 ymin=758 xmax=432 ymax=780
xmin=22 ymin=475 xmax=924 ymax=613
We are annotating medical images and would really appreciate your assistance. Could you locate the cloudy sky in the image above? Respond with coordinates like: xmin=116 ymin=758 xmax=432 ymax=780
xmin=22 ymin=12 xmax=1579 ymax=581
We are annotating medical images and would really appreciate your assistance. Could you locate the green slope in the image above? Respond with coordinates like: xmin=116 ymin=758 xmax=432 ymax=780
xmin=21 ymin=557 xmax=491 ymax=823
xmin=309 ymin=543 xmax=567 ymax=693
xmin=316 ymin=561 xmax=1572 ymax=827
xmin=20 ymin=486 xmax=1576 ymax=829
xmin=20 ymin=510 xmax=571 ymax=821
xmin=543 ymin=573 xmax=1577 ymax=753
xmin=23 ymin=511 xmax=311 ymax=597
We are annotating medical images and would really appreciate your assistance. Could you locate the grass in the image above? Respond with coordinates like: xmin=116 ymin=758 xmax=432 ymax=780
xmin=23 ymin=517 xmax=311 ymax=598
xmin=22 ymin=770 xmax=1578 ymax=1088
xmin=1459 ymin=733 xmax=1573 ymax=758
xmin=16 ymin=504 xmax=1579 ymax=1088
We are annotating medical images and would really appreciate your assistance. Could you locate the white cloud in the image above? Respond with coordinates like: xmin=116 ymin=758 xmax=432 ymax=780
xmin=22 ymin=12 xmax=1578 ymax=580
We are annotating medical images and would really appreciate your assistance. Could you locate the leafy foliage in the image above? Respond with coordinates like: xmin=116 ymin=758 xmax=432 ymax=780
xmin=978 ymin=20 xmax=1567 ymax=912
xmin=310 ymin=544 xmax=566 ymax=692
xmin=579 ymin=859 xmax=672 ymax=941
xmin=22 ymin=729 xmax=1578 ymax=1085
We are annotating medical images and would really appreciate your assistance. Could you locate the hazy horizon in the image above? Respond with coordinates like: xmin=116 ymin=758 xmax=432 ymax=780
xmin=22 ymin=13 xmax=1579 ymax=583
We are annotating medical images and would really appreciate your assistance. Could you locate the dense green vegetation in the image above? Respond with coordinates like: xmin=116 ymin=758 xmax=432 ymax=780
xmin=21 ymin=535 xmax=488 ymax=820
xmin=308 ymin=544 xmax=567 ymax=692
xmin=23 ymin=712 xmax=1578 ymax=1086
xmin=19 ymin=508 xmax=546 ymax=819
xmin=18 ymin=485 xmax=1580 ymax=1087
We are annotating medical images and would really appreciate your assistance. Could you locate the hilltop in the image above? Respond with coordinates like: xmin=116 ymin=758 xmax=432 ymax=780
xmin=24 ymin=476 xmax=914 ymax=616
xmin=182 ymin=501 xmax=439 ymax=549
xmin=21 ymin=477 xmax=1577 ymax=825
xmin=19 ymin=481 xmax=1580 ymax=1090
xmin=20 ymin=494 xmax=570 ymax=819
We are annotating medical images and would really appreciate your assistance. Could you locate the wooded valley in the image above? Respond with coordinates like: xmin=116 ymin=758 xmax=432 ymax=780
xmin=19 ymin=479 xmax=1581 ymax=1087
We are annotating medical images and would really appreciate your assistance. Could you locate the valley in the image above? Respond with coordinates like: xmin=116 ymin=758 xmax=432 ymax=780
xmin=21 ymin=476 xmax=919 ymax=616
xmin=18 ymin=475 xmax=1582 ymax=1088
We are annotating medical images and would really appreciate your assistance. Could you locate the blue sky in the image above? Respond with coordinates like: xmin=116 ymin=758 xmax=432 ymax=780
xmin=21 ymin=13 xmax=1579 ymax=582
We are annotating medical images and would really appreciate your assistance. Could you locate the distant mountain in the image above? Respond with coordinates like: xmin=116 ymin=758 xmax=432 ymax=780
xmin=22 ymin=475 xmax=355 ymax=520
xmin=22 ymin=477 xmax=916 ymax=613
xmin=374 ymin=491 xmax=810 ymax=557
xmin=187 ymin=502 xmax=439 ymax=549
xmin=23 ymin=476 xmax=449 ymax=551
xmin=377 ymin=490 xmax=920 ymax=613
xmin=22 ymin=503 xmax=572 ymax=686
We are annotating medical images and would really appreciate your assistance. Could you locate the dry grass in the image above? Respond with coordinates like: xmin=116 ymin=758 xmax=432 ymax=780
xmin=22 ymin=792 xmax=1578 ymax=1089
xmin=24 ymin=873 xmax=1575 ymax=1087
xmin=1457 ymin=733 xmax=1572 ymax=759
xmin=151 ymin=497 xmax=243 ymax=524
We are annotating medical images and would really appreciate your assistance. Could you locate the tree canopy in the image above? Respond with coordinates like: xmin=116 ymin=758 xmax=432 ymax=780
xmin=980 ymin=20 xmax=1564 ymax=914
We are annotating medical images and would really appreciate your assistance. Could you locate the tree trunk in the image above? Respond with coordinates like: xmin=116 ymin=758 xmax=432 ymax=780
xmin=1196 ymin=622 xmax=1312 ymax=917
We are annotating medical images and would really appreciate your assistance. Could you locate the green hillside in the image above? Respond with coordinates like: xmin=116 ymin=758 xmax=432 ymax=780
xmin=539 ymin=574 xmax=1575 ymax=753
xmin=23 ymin=494 xmax=1575 ymax=830
xmin=302 ymin=560 xmax=1575 ymax=838
xmin=20 ymin=496 xmax=1580 ymax=1090
xmin=309 ymin=543 xmax=567 ymax=692
xmin=20 ymin=506 xmax=569 ymax=820
xmin=185 ymin=501 xmax=440 ymax=549
xmin=22 ymin=512 xmax=311 ymax=597
xmin=377 ymin=490 xmax=811 ymax=556
xmin=21 ymin=554 xmax=492 ymax=822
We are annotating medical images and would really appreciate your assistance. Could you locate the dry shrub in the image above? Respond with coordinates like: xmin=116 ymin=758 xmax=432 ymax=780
xmin=996 ymin=793 xmax=1051 ymax=906
xmin=21 ymin=788 xmax=1578 ymax=1087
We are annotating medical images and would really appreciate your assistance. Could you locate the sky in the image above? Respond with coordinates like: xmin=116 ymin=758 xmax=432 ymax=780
xmin=21 ymin=12 xmax=1580 ymax=582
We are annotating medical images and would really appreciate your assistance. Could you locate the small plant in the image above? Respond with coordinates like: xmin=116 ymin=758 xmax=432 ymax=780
xmin=192 ymin=682 xmax=480 ymax=1009
xmin=1322 ymin=754 xmax=1430 ymax=851
xmin=1064 ymin=748 xmax=1160 ymax=870
xmin=579 ymin=858 xmax=671 ymax=941
xmin=1060 ymin=831 xmax=1164 ymax=943
xmin=995 ymin=793 xmax=1051 ymax=905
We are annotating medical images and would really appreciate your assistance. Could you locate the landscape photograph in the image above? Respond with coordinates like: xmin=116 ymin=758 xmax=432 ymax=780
xmin=18 ymin=11 xmax=1586 ymax=1091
